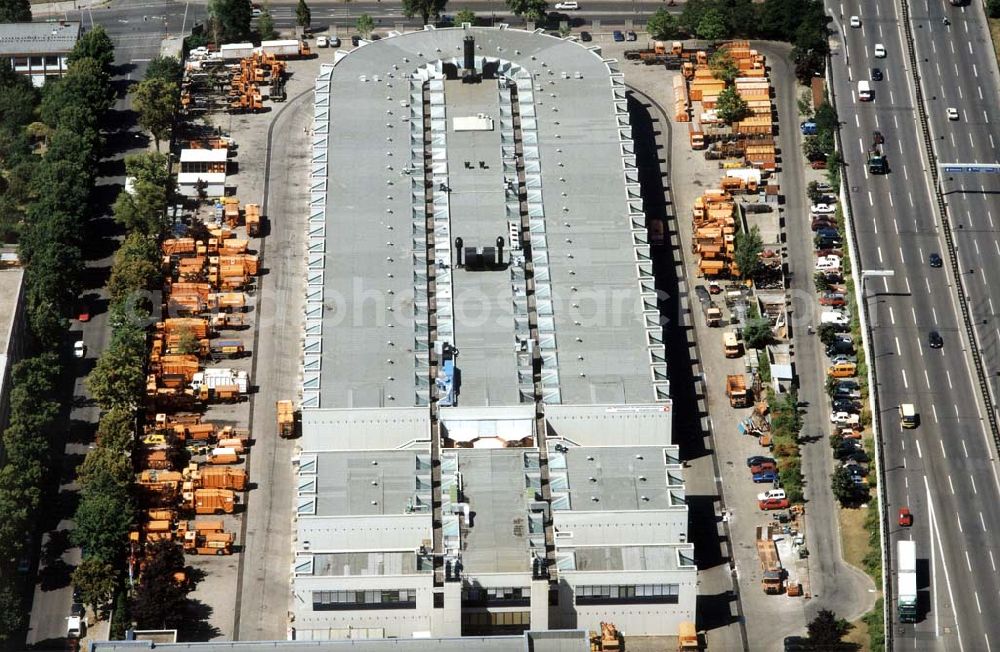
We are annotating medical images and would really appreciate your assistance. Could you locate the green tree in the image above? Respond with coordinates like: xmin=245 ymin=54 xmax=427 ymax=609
xmin=990 ymin=0 xmax=1000 ymax=18
xmin=71 ymin=558 xmax=118 ymax=617
xmin=86 ymin=341 xmax=147 ymax=411
xmin=207 ymin=0 xmax=252 ymax=44
xmin=0 ymin=0 xmax=30 ymax=23
xmin=175 ymin=327 xmax=201 ymax=356
xmin=742 ymin=317 xmax=772 ymax=349
xmin=41 ymin=58 xmax=113 ymax=127
xmin=0 ymin=580 xmax=26 ymax=641
xmin=455 ymin=8 xmax=476 ymax=24
xmin=96 ymin=407 xmax=136 ymax=452
xmin=144 ymin=56 xmax=182 ymax=83
xmin=402 ymin=0 xmax=446 ymax=24
xmin=505 ymin=0 xmax=547 ymax=21
xmin=112 ymin=182 xmax=167 ymax=235
xmin=733 ymin=224 xmax=763 ymax=279
xmin=808 ymin=608 xmax=852 ymax=645
xmin=715 ymin=86 xmax=750 ymax=124
xmin=69 ymin=25 xmax=115 ymax=71
xmin=356 ymin=13 xmax=375 ymax=38
xmin=831 ymin=466 xmax=865 ymax=505
xmin=646 ymin=8 xmax=679 ymax=40
xmin=77 ymin=446 xmax=132 ymax=494
xmin=72 ymin=484 xmax=134 ymax=564
xmin=131 ymin=541 xmax=191 ymax=629
xmin=257 ymin=5 xmax=277 ymax=40
xmin=130 ymin=77 xmax=179 ymax=151
xmin=296 ymin=0 xmax=311 ymax=27
xmin=708 ymin=50 xmax=738 ymax=84
xmin=802 ymin=135 xmax=825 ymax=162
xmin=695 ymin=8 xmax=728 ymax=41
xmin=798 ymin=89 xmax=814 ymax=119
xmin=125 ymin=151 xmax=174 ymax=194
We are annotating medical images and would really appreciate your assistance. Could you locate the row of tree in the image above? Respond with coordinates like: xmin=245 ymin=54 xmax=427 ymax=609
xmin=647 ymin=0 xmax=831 ymax=82
xmin=202 ymin=0 xmax=313 ymax=45
xmin=0 ymin=26 xmax=117 ymax=642
xmin=71 ymin=55 xmax=185 ymax=626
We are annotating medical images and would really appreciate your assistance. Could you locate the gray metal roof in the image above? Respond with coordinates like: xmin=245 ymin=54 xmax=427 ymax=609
xmin=89 ymin=630 xmax=589 ymax=652
xmin=558 ymin=445 xmax=680 ymax=512
xmin=0 ymin=22 xmax=80 ymax=56
xmin=309 ymin=26 xmax=666 ymax=410
xmin=309 ymin=450 xmax=427 ymax=517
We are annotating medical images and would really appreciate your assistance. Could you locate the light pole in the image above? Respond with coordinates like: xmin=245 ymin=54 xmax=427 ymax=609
xmin=861 ymin=269 xmax=895 ymax=331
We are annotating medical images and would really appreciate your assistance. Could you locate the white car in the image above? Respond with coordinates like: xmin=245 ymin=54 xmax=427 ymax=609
xmin=316 ymin=36 xmax=329 ymax=47
xmin=874 ymin=43 xmax=886 ymax=58
xmin=757 ymin=489 xmax=786 ymax=501
xmin=821 ymin=311 xmax=851 ymax=326
xmin=850 ymin=15 xmax=861 ymax=28
xmin=74 ymin=340 xmax=86 ymax=358
xmin=830 ymin=411 xmax=861 ymax=425
xmin=816 ymin=255 xmax=842 ymax=271
xmin=811 ymin=203 xmax=836 ymax=215
xmin=251 ymin=7 xmax=262 ymax=18
xmin=947 ymin=107 xmax=959 ymax=121
xmin=554 ymin=1 xmax=579 ymax=8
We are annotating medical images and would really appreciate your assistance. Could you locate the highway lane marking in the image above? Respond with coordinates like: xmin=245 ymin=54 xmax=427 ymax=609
xmin=967 ymin=550 xmax=973 ymax=571
xmin=971 ymin=133 xmax=977 ymax=148
xmin=963 ymin=440 xmax=969 ymax=457
xmin=878 ymin=24 xmax=883 ymax=37
xmin=889 ymin=90 xmax=895 ymax=104
xmin=950 ymin=133 xmax=957 ymax=148
xmin=955 ymin=63 xmax=961 ymax=78
xmin=902 ymin=368 xmax=909 ymax=389
xmin=989 ymin=209 xmax=995 ymax=228
xmin=900 ymin=247 xmax=906 ymax=264
xmin=914 ymin=436 xmax=921 ymax=457
xmin=911 ymin=306 xmax=917 ymax=324
xmin=893 ymin=115 xmax=899 ymax=129
xmin=877 ymin=246 xmax=883 ymax=263
xmin=956 ymin=404 xmax=961 ymax=417
xmin=975 ymin=240 xmax=981 ymax=256
xmin=895 ymin=336 xmax=901 ymax=355
xmin=868 ymin=191 xmax=874 ymax=207
xmin=908 ymin=190 xmax=914 ymax=206
xmin=958 ymin=514 xmax=964 ymax=532
xmin=947 ymin=370 xmax=953 ymax=389
xmin=856 ymin=117 xmax=861 ymax=130
xmin=959 ymin=86 xmax=963 ymax=100
xmin=987 ymin=633 xmax=994 ymax=652
xmin=991 ymin=550 xmax=996 ymax=572
xmin=927 ymin=476 xmax=965 ymax=650
xmin=948 ymin=476 xmax=955 ymax=494
xmin=936 ymin=62 xmax=942 ymax=76
xmin=889 ymin=306 xmax=896 ymax=324
xmin=990 ymin=297 xmax=996 ymax=315
xmin=985 ymin=111 xmax=990 ymax=125
xmin=981 ymin=512 xmax=987 ymax=531
xmin=991 ymin=134 xmax=996 ymax=151
xmin=893 ymin=218 xmax=899 ymax=234
xmin=975 ymin=63 xmax=979 ymax=78
xmin=971 ymin=476 xmax=977 ymax=494
xmin=976 ymin=591 xmax=982 ymax=613
xmin=995 ymin=240 xmax=1000 ymax=256
xmin=904 ymin=165 xmax=910 ymax=182
xmin=888 ymin=193 xmax=894 ymax=207
xmin=925 ymin=278 xmax=932 ymax=294
xmin=941 ymin=440 xmax=948 ymax=459
xmin=969 ymin=41 xmax=974 ymax=55
xmin=980 ymin=86 xmax=985 ymax=100
xmin=932 ymin=403 xmax=938 ymax=421
xmin=918 ymin=338 xmax=925 ymax=357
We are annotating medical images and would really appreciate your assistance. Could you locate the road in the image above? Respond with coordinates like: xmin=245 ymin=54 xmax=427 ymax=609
xmin=24 ymin=0 xmax=164 ymax=644
xmin=828 ymin=0 xmax=1000 ymax=649
xmin=50 ymin=0 xmax=675 ymax=37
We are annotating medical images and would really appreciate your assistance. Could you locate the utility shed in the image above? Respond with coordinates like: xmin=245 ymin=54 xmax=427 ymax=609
xmin=178 ymin=148 xmax=228 ymax=197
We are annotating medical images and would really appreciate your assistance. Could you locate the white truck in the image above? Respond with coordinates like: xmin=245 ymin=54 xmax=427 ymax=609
xmin=897 ymin=540 xmax=918 ymax=623
xmin=260 ymin=39 xmax=304 ymax=58
xmin=219 ymin=43 xmax=255 ymax=60
xmin=190 ymin=369 xmax=249 ymax=394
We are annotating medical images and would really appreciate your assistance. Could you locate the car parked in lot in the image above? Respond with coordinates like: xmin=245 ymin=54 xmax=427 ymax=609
xmin=827 ymin=342 xmax=855 ymax=357
xmin=613 ymin=30 xmax=624 ymax=42
xmin=815 ymin=255 xmax=842 ymax=271
xmin=811 ymin=218 xmax=837 ymax=231
xmin=831 ymin=411 xmax=861 ymax=425
xmin=832 ymin=398 xmax=861 ymax=412
xmin=829 ymin=354 xmax=858 ymax=366
xmin=316 ymin=36 xmax=329 ymax=47
xmin=554 ymin=1 xmax=579 ymax=8
xmin=626 ymin=30 xmax=637 ymax=41
xmin=811 ymin=203 xmax=836 ymax=215
xmin=73 ymin=340 xmax=86 ymax=358
xmin=758 ymin=497 xmax=790 ymax=510
xmin=815 ymin=227 xmax=840 ymax=240
xmin=820 ymin=292 xmax=847 ymax=307
xmin=747 ymin=455 xmax=776 ymax=467
xmin=753 ymin=470 xmax=779 ymax=483
xmin=820 ymin=311 xmax=850 ymax=326
xmin=750 ymin=461 xmax=778 ymax=474
xmin=833 ymin=383 xmax=861 ymax=399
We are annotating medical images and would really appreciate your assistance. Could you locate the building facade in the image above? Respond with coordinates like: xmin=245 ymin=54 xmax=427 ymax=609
xmin=290 ymin=26 xmax=695 ymax=642
xmin=0 ymin=22 xmax=80 ymax=87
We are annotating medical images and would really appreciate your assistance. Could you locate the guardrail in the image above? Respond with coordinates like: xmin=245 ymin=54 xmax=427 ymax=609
xmin=897 ymin=1 xmax=1000 ymax=454
xmin=823 ymin=52 xmax=892 ymax=652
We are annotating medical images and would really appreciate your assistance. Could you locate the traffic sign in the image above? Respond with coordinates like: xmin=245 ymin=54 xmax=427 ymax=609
xmin=941 ymin=163 xmax=1000 ymax=174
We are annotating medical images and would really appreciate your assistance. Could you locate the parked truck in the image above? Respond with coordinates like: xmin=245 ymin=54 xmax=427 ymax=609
xmin=277 ymin=399 xmax=296 ymax=438
xmin=723 ymin=331 xmax=742 ymax=358
xmin=726 ymin=374 xmax=749 ymax=408
xmin=756 ymin=525 xmax=784 ymax=594
xmin=260 ymin=39 xmax=311 ymax=58
xmin=182 ymin=529 xmax=234 ymax=555
xmin=703 ymin=301 xmax=722 ymax=327
xmin=897 ymin=540 xmax=918 ymax=622
xmin=677 ymin=621 xmax=698 ymax=651
xmin=189 ymin=466 xmax=248 ymax=491
xmin=184 ymin=488 xmax=237 ymax=515
xmin=190 ymin=369 xmax=249 ymax=394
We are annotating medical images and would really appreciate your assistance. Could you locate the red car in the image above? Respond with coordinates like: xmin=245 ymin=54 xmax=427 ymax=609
xmin=750 ymin=462 xmax=777 ymax=474
xmin=758 ymin=498 xmax=790 ymax=511
xmin=75 ymin=300 xmax=91 ymax=322
xmin=820 ymin=293 xmax=846 ymax=307
xmin=898 ymin=507 xmax=913 ymax=527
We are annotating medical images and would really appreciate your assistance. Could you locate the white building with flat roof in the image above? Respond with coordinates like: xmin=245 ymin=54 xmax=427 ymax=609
xmin=291 ymin=26 xmax=694 ymax=642
xmin=0 ymin=22 xmax=80 ymax=87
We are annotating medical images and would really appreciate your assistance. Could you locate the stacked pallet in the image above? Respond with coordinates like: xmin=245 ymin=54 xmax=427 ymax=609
xmin=692 ymin=189 xmax=738 ymax=278
xmin=673 ymin=75 xmax=690 ymax=122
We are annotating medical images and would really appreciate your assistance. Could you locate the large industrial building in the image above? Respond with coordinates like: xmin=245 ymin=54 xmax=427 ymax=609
xmin=291 ymin=26 xmax=695 ymax=642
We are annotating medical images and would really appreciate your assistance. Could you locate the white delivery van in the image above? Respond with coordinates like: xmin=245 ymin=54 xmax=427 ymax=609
xmin=858 ymin=80 xmax=873 ymax=102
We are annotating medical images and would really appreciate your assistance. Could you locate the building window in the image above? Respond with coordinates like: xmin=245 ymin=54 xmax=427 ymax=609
xmin=312 ymin=589 xmax=417 ymax=611
xmin=13 ymin=57 xmax=28 ymax=68
xmin=30 ymin=57 xmax=42 ymax=67
xmin=461 ymin=610 xmax=530 ymax=635
xmin=575 ymin=584 xmax=680 ymax=605
xmin=463 ymin=586 xmax=530 ymax=607
xmin=45 ymin=56 xmax=58 ymax=67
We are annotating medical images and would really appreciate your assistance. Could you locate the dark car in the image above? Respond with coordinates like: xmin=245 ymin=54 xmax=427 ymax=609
xmin=330 ymin=36 xmax=341 ymax=47
xmin=929 ymin=331 xmax=943 ymax=348
xmin=613 ymin=30 xmax=625 ymax=42
xmin=827 ymin=341 xmax=855 ymax=356
xmin=750 ymin=461 xmax=778 ymax=474
xmin=626 ymin=30 xmax=637 ymax=41
xmin=351 ymin=35 xmax=361 ymax=46
xmin=753 ymin=470 xmax=778 ymax=483
xmin=832 ymin=399 xmax=860 ymax=413
xmin=71 ymin=602 xmax=85 ymax=618
xmin=873 ymin=130 xmax=885 ymax=144
xmin=840 ymin=448 xmax=870 ymax=463
xmin=815 ymin=227 xmax=840 ymax=240
xmin=580 ymin=30 xmax=592 ymax=42
xmin=871 ymin=67 xmax=883 ymax=81
xmin=816 ymin=238 xmax=842 ymax=250
xmin=747 ymin=455 xmax=776 ymax=467
xmin=929 ymin=252 xmax=943 ymax=267
xmin=811 ymin=218 xmax=836 ymax=231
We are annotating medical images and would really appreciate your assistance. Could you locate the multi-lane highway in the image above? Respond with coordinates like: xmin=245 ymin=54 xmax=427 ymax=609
xmin=829 ymin=0 xmax=1000 ymax=649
